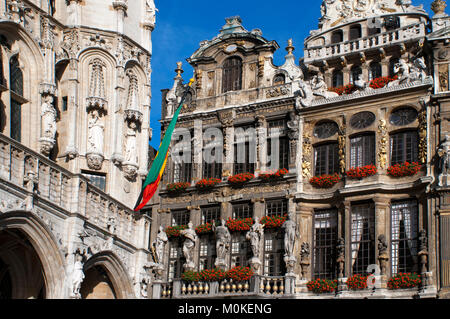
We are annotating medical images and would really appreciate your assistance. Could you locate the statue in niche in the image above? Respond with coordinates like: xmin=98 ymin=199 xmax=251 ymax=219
xmin=213 ymin=219 xmax=231 ymax=268
xmin=153 ymin=225 xmax=168 ymax=264
xmin=246 ymin=217 xmax=265 ymax=259
xmin=87 ymin=110 xmax=104 ymax=154
xmin=410 ymin=57 xmax=428 ymax=82
xmin=41 ymin=95 xmax=57 ymax=140
xmin=282 ymin=211 xmax=298 ymax=258
xmin=70 ymin=251 xmax=85 ymax=299
xmin=124 ymin=122 xmax=138 ymax=164
xmin=438 ymin=134 xmax=450 ymax=187
xmin=180 ymin=222 xmax=197 ymax=270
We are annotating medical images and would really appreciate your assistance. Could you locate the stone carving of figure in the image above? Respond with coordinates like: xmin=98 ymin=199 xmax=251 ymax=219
xmin=311 ymin=74 xmax=339 ymax=99
xmin=287 ymin=111 xmax=299 ymax=139
xmin=23 ymin=171 xmax=37 ymax=211
xmin=353 ymin=73 xmax=373 ymax=92
xmin=295 ymin=81 xmax=314 ymax=108
xmin=71 ymin=252 xmax=85 ymax=299
xmin=154 ymin=225 xmax=168 ymax=264
xmin=125 ymin=122 xmax=138 ymax=164
xmin=145 ymin=0 xmax=157 ymax=24
xmin=410 ymin=56 xmax=428 ymax=82
xmin=320 ymin=0 xmax=338 ymax=19
xmin=180 ymin=222 xmax=197 ymax=270
xmin=336 ymin=237 xmax=345 ymax=278
xmin=389 ymin=58 xmax=411 ymax=86
xmin=282 ymin=211 xmax=298 ymax=257
xmin=41 ymin=95 xmax=57 ymax=140
xmin=378 ymin=234 xmax=388 ymax=255
xmin=213 ymin=219 xmax=231 ymax=268
xmin=87 ymin=110 xmax=104 ymax=154
xmin=438 ymin=135 xmax=450 ymax=186
xmin=418 ymin=229 xmax=429 ymax=274
xmin=246 ymin=217 xmax=265 ymax=259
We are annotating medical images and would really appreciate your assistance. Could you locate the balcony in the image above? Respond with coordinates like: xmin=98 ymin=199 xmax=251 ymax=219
xmin=304 ymin=23 xmax=426 ymax=64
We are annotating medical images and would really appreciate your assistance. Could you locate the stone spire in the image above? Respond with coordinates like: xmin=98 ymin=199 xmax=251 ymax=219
xmin=174 ymin=61 xmax=183 ymax=79
xmin=218 ymin=16 xmax=246 ymax=36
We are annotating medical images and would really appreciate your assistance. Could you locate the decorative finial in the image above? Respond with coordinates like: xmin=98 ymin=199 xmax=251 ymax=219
xmin=431 ymin=0 xmax=447 ymax=15
xmin=175 ymin=61 xmax=183 ymax=79
xmin=286 ymin=38 xmax=294 ymax=55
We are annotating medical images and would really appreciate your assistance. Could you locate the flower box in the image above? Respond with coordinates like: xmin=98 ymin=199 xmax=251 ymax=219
xmin=309 ymin=173 xmax=341 ymax=188
xmin=226 ymin=217 xmax=253 ymax=232
xmin=369 ymin=75 xmax=398 ymax=89
xmin=328 ymin=83 xmax=357 ymax=96
xmin=227 ymin=172 xmax=255 ymax=186
xmin=346 ymin=165 xmax=377 ymax=179
xmin=346 ymin=274 xmax=370 ymax=291
xmin=387 ymin=162 xmax=421 ymax=178
xmin=165 ymin=225 xmax=188 ymax=238
xmin=166 ymin=182 xmax=190 ymax=194
xmin=306 ymin=278 xmax=338 ymax=294
xmin=258 ymin=168 xmax=289 ymax=181
xmin=195 ymin=178 xmax=221 ymax=190
xmin=226 ymin=266 xmax=253 ymax=283
xmin=260 ymin=215 xmax=287 ymax=229
xmin=181 ymin=266 xmax=253 ymax=283
xmin=195 ymin=220 xmax=221 ymax=235
xmin=387 ymin=272 xmax=421 ymax=290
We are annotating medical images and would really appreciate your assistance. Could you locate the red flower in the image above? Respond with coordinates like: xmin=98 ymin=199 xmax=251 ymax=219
xmin=195 ymin=178 xmax=221 ymax=190
xmin=346 ymin=165 xmax=377 ymax=179
xmin=387 ymin=162 xmax=421 ymax=177
xmin=167 ymin=182 xmax=191 ymax=193
xmin=228 ymin=173 xmax=255 ymax=186
xmin=309 ymin=173 xmax=341 ymax=188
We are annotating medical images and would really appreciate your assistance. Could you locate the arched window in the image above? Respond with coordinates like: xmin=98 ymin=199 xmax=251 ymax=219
xmin=350 ymin=65 xmax=362 ymax=84
xmin=369 ymin=62 xmax=382 ymax=81
xmin=331 ymin=30 xmax=343 ymax=44
xmin=222 ymin=57 xmax=242 ymax=93
xmin=273 ymin=73 xmax=285 ymax=86
xmin=349 ymin=24 xmax=362 ymax=40
xmin=9 ymin=55 xmax=24 ymax=142
xmin=332 ymin=70 xmax=343 ymax=87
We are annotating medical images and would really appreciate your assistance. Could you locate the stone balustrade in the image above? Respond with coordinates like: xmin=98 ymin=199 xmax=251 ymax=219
xmin=258 ymin=276 xmax=285 ymax=295
xmin=304 ymin=23 xmax=426 ymax=63
xmin=0 ymin=133 xmax=139 ymax=244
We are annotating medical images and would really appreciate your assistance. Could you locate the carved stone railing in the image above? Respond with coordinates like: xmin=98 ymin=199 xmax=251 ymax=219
xmin=257 ymin=276 xmax=286 ymax=296
xmin=304 ymin=23 xmax=426 ymax=63
xmin=0 ymin=133 xmax=139 ymax=244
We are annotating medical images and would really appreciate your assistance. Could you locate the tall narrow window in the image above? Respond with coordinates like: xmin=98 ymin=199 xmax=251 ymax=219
xmin=350 ymin=66 xmax=362 ymax=84
xmin=171 ymin=210 xmax=190 ymax=226
xmin=390 ymin=131 xmax=418 ymax=165
xmin=314 ymin=143 xmax=339 ymax=176
xmin=267 ymin=119 xmax=289 ymax=170
xmin=173 ymin=131 xmax=193 ymax=183
xmin=201 ymin=206 xmax=221 ymax=224
xmin=391 ymin=200 xmax=419 ymax=275
xmin=313 ymin=209 xmax=338 ymax=279
xmin=230 ymin=232 xmax=251 ymax=268
xmin=9 ymin=55 xmax=24 ymax=142
xmin=168 ymin=241 xmax=184 ymax=281
xmin=349 ymin=25 xmax=362 ymax=40
xmin=203 ymin=129 xmax=223 ymax=179
xmin=332 ymin=70 xmax=343 ymax=87
xmin=222 ymin=57 xmax=242 ymax=93
xmin=199 ymin=234 xmax=216 ymax=271
xmin=389 ymin=58 xmax=399 ymax=78
xmin=350 ymin=133 xmax=375 ymax=168
xmin=369 ymin=62 xmax=382 ymax=81
xmin=351 ymin=203 xmax=375 ymax=275
xmin=263 ymin=230 xmax=285 ymax=276
xmin=234 ymin=125 xmax=256 ymax=174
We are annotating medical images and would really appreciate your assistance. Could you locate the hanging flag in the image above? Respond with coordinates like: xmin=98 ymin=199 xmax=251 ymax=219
xmin=134 ymin=78 xmax=195 ymax=212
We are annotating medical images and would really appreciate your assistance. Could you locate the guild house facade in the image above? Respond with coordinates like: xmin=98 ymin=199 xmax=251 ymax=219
xmin=146 ymin=0 xmax=450 ymax=299
xmin=0 ymin=0 xmax=156 ymax=299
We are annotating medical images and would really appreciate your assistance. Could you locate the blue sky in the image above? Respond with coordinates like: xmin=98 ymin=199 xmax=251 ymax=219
xmin=149 ymin=0 xmax=435 ymax=149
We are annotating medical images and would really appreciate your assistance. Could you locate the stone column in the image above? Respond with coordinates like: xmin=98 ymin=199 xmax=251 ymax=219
xmin=64 ymin=59 xmax=79 ymax=162
xmin=256 ymin=115 xmax=267 ymax=173
xmin=298 ymin=204 xmax=313 ymax=281
xmin=343 ymin=201 xmax=352 ymax=278
xmin=223 ymin=125 xmax=234 ymax=178
xmin=193 ymin=119 xmax=203 ymax=181
xmin=374 ymin=196 xmax=390 ymax=288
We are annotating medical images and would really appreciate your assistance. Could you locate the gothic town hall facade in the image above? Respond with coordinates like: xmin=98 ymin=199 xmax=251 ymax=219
xmin=0 ymin=0 xmax=450 ymax=300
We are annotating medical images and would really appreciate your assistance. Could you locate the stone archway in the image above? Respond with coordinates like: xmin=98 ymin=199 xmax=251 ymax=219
xmin=81 ymin=251 xmax=135 ymax=299
xmin=0 ymin=211 xmax=66 ymax=299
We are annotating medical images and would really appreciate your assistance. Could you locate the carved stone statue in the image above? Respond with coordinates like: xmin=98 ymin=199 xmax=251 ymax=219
xmin=287 ymin=111 xmax=299 ymax=139
xmin=70 ymin=252 xmax=85 ymax=299
xmin=299 ymin=242 xmax=310 ymax=280
xmin=410 ymin=57 xmax=428 ymax=82
xmin=336 ymin=237 xmax=345 ymax=278
xmin=438 ymin=135 xmax=450 ymax=187
xmin=124 ymin=122 xmax=138 ymax=164
xmin=246 ymin=217 xmax=264 ymax=259
xmin=41 ymin=95 xmax=57 ymax=140
xmin=418 ymin=229 xmax=429 ymax=274
xmin=377 ymin=234 xmax=389 ymax=275
xmin=180 ymin=222 xmax=197 ymax=271
xmin=213 ymin=219 xmax=231 ymax=269
xmin=153 ymin=226 xmax=168 ymax=264
xmin=353 ymin=73 xmax=372 ymax=92
xmin=23 ymin=171 xmax=37 ymax=212
xmin=87 ymin=110 xmax=104 ymax=154
xmin=311 ymin=74 xmax=339 ymax=99
xmin=282 ymin=211 xmax=298 ymax=258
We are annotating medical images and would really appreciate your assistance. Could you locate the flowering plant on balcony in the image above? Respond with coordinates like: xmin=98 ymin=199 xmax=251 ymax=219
xmin=328 ymin=83 xmax=357 ymax=96
xmin=306 ymin=278 xmax=338 ymax=294
xmin=309 ymin=173 xmax=341 ymax=188
xmin=369 ymin=75 xmax=398 ymax=89
xmin=195 ymin=220 xmax=221 ymax=235
xmin=346 ymin=164 xmax=377 ymax=179
xmin=165 ymin=225 xmax=188 ymax=238
xmin=227 ymin=172 xmax=255 ymax=186
xmin=258 ymin=168 xmax=289 ymax=181
xmin=166 ymin=182 xmax=190 ymax=193
xmin=346 ymin=274 xmax=369 ymax=290
xmin=226 ymin=217 xmax=254 ymax=232
xmin=387 ymin=272 xmax=421 ymax=290
xmin=387 ymin=162 xmax=421 ymax=177
xmin=260 ymin=215 xmax=287 ymax=229
xmin=181 ymin=270 xmax=200 ymax=282
xmin=195 ymin=178 xmax=221 ymax=190
xmin=226 ymin=266 xmax=254 ymax=283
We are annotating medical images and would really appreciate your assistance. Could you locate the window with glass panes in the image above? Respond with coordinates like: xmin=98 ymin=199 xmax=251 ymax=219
xmin=203 ymin=128 xmax=223 ymax=179
xmin=222 ymin=57 xmax=242 ymax=93
xmin=201 ymin=206 xmax=221 ymax=224
xmin=265 ymin=199 xmax=288 ymax=217
xmin=230 ymin=232 xmax=251 ymax=268
xmin=351 ymin=203 xmax=376 ymax=275
xmin=313 ymin=209 xmax=338 ymax=279
xmin=267 ymin=119 xmax=289 ymax=170
xmin=232 ymin=202 xmax=253 ymax=219
xmin=314 ymin=143 xmax=339 ymax=176
xmin=369 ymin=62 xmax=382 ymax=81
xmin=350 ymin=66 xmax=362 ymax=84
xmin=234 ymin=125 xmax=256 ymax=174
xmin=332 ymin=70 xmax=343 ymax=87
xmin=391 ymin=200 xmax=419 ymax=275
xmin=390 ymin=131 xmax=418 ymax=165
xmin=263 ymin=230 xmax=286 ymax=276
xmin=171 ymin=210 xmax=190 ymax=226
xmin=199 ymin=234 xmax=216 ymax=271
xmin=350 ymin=133 xmax=375 ymax=168
xmin=173 ymin=131 xmax=193 ymax=183
xmin=82 ymin=171 xmax=106 ymax=192
xmin=168 ymin=240 xmax=184 ymax=281
xmin=9 ymin=55 xmax=24 ymax=142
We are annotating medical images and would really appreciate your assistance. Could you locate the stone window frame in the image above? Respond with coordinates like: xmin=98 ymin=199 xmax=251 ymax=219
xmin=389 ymin=129 xmax=419 ymax=166
xmin=222 ymin=56 xmax=243 ymax=93
xmin=313 ymin=141 xmax=339 ymax=176
xmin=267 ymin=118 xmax=290 ymax=171
xmin=349 ymin=132 xmax=376 ymax=168
xmin=263 ymin=229 xmax=285 ymax=276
